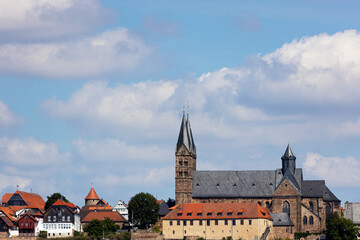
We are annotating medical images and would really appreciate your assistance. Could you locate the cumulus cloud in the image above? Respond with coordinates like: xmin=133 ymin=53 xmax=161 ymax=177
xmin=0 ymin=29 xmax=152 ymax=78
xmin=42 ymin=80 xmax=179 ymax=136
xmin=40 ymin=30 xmax=360 ymax=144
xmin=0 ymin=174 xmax=32 ymax=192
xmin=94 ymin=166 xmax=173 ymax=188
xmin=304 ymin=152 xmax=360 ymax=187
xmin=0 ymin=137 xmax=70 ymax=166
xmin=0 ymin=0 xmax=114 ymax=42
xmin=72 ymin=138 xmax=172 ymax=162
xmin=0 ymin=101 xmax=22 ymax=129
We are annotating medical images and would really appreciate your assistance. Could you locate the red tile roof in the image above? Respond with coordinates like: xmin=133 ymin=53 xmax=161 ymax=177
xmin=82 ymin=211 xmax=127 ymax=223
xmin=1 ymin=193 xmax=12 ymax=204
xmin=52 ymin=199 xmax=77 ymax=211
xmin=15 ymin=191 xmax=45 ymax=210
xmin=85 ymin=187 xmax=100 ymax=200
xmin=162 ymin=202 xmax=272 ymax=221
xmin=0 ymin=206 xmax=15 ymax=221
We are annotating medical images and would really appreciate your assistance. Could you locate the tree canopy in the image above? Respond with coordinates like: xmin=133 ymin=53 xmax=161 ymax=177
xmin=45 ymin=192 xmax=69 ymax=211
xmin=83 ymin=218 xmax=119 ymax=238
xmin=326 ymin=212 xmax=360 ymax=240
xmin=166 ymin=198 xmax=176 ymax=208
xmin=128 ymin=192 xmax=159 ymax=229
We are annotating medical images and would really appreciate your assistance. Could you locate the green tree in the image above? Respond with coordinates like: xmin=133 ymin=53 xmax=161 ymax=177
xmin=166 ymin=198 xmax=176 ymax=208
xmin=83 ymin=218 xmax=120 ymax=238
xmin=45 ymin=192 xmax=69 ymax=211
xmin=326 ymin=212 xmax=360 ymax=240
xmin=128 ymin=192 xmax=159 ymax=229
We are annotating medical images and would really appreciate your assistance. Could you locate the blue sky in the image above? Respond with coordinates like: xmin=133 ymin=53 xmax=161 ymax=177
xmin=1 ymin=0 xmax=360 ymax=207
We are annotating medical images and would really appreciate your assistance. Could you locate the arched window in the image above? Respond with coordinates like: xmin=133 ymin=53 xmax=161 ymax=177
xmin=283 ymin=201 xmax=290 ymax=216
xmin=326 ymin=203 xmax=331 ymax=215
xmin=309 ymin=201 xmax=313 ymax=211
xmin=303 ymin=216 xmax=307 ymax=225
xmin=309 ymin=216 xmax=314 ymax=225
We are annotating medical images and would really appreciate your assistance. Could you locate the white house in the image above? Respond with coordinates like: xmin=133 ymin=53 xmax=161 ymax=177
xmin=113 ymin=200 xmax=128 ymax=221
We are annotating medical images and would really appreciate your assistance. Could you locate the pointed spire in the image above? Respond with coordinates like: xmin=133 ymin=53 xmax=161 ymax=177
xmin=85 ymin=187 xmax=100 ymax=200
xmin=176 ymin=110 xmax=196 ymax=155
xmin=283 ymin=144 xmax=295 ymax=158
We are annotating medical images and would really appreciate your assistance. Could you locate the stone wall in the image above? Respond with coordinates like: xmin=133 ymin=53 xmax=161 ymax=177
xmin=131 ymin=230 xmax=163 ymax=240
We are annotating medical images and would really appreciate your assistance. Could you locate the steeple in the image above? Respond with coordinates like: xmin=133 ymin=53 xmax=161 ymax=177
xmin=281 ymin=144 xmax=296 ymax=174
xmin=176 ymin=111 xmax=196 ymax=156
xmin=85 ymin=186 xmax=100 ymax=206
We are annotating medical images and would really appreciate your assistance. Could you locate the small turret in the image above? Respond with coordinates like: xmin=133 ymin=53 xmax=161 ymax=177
xmin=281 ymin=144 xmax=296 ymax=174
xmin=176 ymin=111 xmax=196 ymax=156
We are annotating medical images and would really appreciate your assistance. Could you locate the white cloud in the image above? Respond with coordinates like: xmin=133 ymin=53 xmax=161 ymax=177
xmin=0 ymin=137 xmax=70 ymax=166
xmin=0 ymin=28 xmax=152 ymax=78
xmin=0 ymin=101 xmax=22 ymax=129
xmin=304 ymin=152 xmax=360 ymax=187
xmin=72 ymin=138 xmax=171 ymax=162
xmin=0 ymin=174 xmax=32 ymax=192
xmin=94 ymin=166 xmax=173 ymax=188
xmin=0 ymin=0 xmax=114 ymax=42
xmin=42 ymin=80 xmax=178 ymax=136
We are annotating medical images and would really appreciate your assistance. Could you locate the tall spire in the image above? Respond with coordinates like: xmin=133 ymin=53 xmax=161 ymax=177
xmin=176 ymin=111 xmax=196 ymax=155
xmin=281 ymin=144 xmax=296 ymax=174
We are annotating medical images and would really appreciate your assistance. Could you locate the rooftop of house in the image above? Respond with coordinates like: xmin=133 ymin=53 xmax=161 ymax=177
xmin=82 ymin=211 xmax=127 ymax=223
xmin=162 ymin=202 xmax=272 ymax=221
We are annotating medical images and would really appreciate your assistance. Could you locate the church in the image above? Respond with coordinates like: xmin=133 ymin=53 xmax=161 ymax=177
xmin=175 ymin=112 xmax=340 ymax=237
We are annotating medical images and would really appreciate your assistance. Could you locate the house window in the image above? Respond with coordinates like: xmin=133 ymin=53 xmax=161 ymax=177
xmin=183 ymin=221 xmax=187 ymax=226
xmin=173 ymin=231 xmax=175 ymax=234
xmin=249 ymin=220 xmax=252 ymax=225
xmin=309 ymin=216 xmax=314 ymax=225
xmin=199 ymin=220 xmax=202 ymax=226
xmin=225 ymin=220 xmax=228 ymax=225
xmin=217 ymin=212 xmax=222 ymax=216
xmin=303 ymin=216 xmax=308 ymax=225
xmin=190 ymin=220 xmax=193 ymax=226
xmin=53 ymin=216 xmax=56 ymax=221
xmin=62 ymin=216 xmax=65 ymax=221
xmin=326 ymin=203 xmax=331 ymax=215
xmin=187 ymin=212 xmax=192 ymax=216
xmin=215 ymin=220 xmax=218 ymax=225
xmin=177 ymin=221 xmax=180 ymax=226
xmin=170 ymin=221 xmax=173 ymax=226
xmin=309 ymin=201 xmax=314 ymax=211
xmin=283 ymin=201 xmax=290 ymax=216
xmin=67 ymin=216 xmax=70 ymax=221
xmin=241 ymin=220 xmax=244 ymax=225
xmin=48 ymin=216 xmax=51 ymax=222
xmin=232 ymin=220 xmax=236 ymax=225
xmin=197 ymin=212 xmax=202 ymax=216
xmin=184 ymin=161 xmax=188 ymax=166
xmin=179 ymin=171 xmax=183 ymax=177
xmin=207 ymin=220 xmax=210 ymax=226
xmin=266 ymin=202 xmax=270 ymax=209
xmin=177 ymin=212 xmax=182 ymax=216
xmin=179 ymin=160 xmax=183 ymax=165
xmin=184 ymin=171 xmax=188 ymax=177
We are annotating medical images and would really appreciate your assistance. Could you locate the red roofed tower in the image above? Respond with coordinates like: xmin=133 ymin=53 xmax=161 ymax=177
xmin=85 ymin=187 xmax=100 ymax=206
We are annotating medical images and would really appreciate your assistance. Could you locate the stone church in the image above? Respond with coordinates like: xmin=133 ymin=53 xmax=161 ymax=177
xmin=175 ymin=112 xmax=340 ymax=237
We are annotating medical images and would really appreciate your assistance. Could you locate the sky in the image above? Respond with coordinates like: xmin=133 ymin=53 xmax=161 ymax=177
xmin=1 ymin=0 xmax=360 ymax=207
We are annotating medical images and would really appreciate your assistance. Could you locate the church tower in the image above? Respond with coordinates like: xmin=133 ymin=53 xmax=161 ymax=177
xmin=175 ymin=111 xmax=196 ymax=204
xmin=281 ymin=144 xmax=296 ymax=174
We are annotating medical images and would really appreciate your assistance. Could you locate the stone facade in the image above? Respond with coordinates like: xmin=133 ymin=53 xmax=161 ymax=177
xmin=174 ymin=114 xmax=341 ymax=239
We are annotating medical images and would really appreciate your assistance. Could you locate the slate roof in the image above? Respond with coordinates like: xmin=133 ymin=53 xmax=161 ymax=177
xmin=283 ymin=144 xmax=295 ymax=158
xmin=271 ymin=212 xmax=294 ymax=226
xmin=301 ymin=181 xmax=340 ymax=202
xmin=192 ymin=170 xmax=277 ymax=198
xmin=163 ymin=202 xmax=272 ymax=220
xmin=176 ymin=111 xmax=196 ymax=155
xmin=159 ymin=202 xmax=170 ymax=216
xmin=277 ymin=169 xmax=301 ymax=192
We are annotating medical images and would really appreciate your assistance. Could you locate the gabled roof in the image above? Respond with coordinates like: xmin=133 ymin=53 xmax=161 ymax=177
xmin=85 ymin=187 xmax=100 ymax=200
xmin=277 ymin=168 xmax=301 ymax=192
xmin=17 ymin=213 xmax=37 ymax=223
xmin=162 ymin=202 xmax=272 ymax=221
xmin=1 ymin=193 xmax=12 ymax=204
xmin=0 ymin=206 xmax=15 ymax=221
xmin=301 ymin=181 xmax=340 ymax=202
xmin=82 ymin=211 xmax=127 ymax=223
xmin=50 ymin=199 xmax=78 ymax=213
xmin=176 ymin=111 xmax=196 ymax=155
xmin=271 ymin=212 xmax=294 ymax=226
xmin=14 ymin=191 xmax=45 ymax=209
xmin=159 ymin=202 xmax=170 ymax=216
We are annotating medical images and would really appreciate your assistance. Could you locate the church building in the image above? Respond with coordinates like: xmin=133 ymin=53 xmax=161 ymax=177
xmin=175 ymin=112 xmax=340 ymax=237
